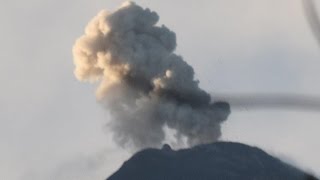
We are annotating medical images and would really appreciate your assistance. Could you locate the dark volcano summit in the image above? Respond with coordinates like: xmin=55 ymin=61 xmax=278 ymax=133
xmin=107 ymin=142 xmax=318 ymax=180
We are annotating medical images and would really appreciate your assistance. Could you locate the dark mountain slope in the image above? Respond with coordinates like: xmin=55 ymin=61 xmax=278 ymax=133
xmin=107 ymin=142 xmax=318 ymax=180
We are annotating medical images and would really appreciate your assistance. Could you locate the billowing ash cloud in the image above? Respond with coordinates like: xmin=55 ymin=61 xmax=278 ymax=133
xmin=72 ymin=1 xmax=230 ymax=150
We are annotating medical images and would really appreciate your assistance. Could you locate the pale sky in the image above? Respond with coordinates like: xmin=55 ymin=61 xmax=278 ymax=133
xmin=1 ymin=0 xmax=320 ymax=179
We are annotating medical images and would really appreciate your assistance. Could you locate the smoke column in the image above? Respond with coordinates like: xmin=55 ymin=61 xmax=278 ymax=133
xmin=72 ymin=1 xmax=230 ymax=150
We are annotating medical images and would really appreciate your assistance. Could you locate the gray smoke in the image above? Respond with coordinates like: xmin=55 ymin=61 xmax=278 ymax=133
xmin=72 ymin=1 xmax=230 ymax=150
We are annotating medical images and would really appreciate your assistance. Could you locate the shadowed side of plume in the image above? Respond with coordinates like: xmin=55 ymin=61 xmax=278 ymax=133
xmin=212 ymin=93 xmax=320 ymax=111
xmin=107 ymin=142 xmax=319 ymax=180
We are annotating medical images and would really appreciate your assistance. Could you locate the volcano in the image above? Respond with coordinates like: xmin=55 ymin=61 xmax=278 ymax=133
xmin=107 ymin=142 xmax=318 ymax=180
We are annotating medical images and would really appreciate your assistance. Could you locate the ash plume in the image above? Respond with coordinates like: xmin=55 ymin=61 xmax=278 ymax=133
xmin=72 ymin=1 xmax=230 ymax=150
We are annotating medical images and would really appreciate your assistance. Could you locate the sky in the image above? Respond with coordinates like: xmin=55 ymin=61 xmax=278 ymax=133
xmin=1 ymin=0 xmax=320 ymax=179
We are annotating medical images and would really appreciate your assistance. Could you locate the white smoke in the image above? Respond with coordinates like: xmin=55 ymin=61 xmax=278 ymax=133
xmin=72 ymin=1 xmax=230 ymax=150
